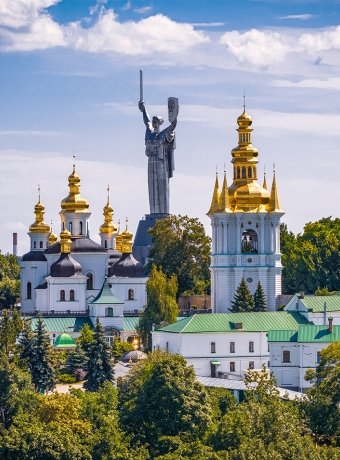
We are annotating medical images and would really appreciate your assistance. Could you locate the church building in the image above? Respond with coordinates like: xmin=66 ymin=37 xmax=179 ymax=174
xmin=20 ymin=164 xmax=147 ymax=343
xmin=208 ymin=107 xmax=284 ymax=312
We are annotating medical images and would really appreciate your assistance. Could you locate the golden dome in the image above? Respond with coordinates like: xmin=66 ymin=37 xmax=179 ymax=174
xmin=29 ymin=197 xmax=50 ymax=234
xmin=48 ymin=231 xmax=58 ymax=245
xmin=99 ymin=186 xmax=117 ymax=235
xmin=237 ymin=109 xmax=252 ymax=128
xmin=121 ymin=219 xmax=133 ymax=254
xmin=60 ymin=165 xmax=90 ymax=213
xmin=60 ymin=228 xmax=72 ymax=254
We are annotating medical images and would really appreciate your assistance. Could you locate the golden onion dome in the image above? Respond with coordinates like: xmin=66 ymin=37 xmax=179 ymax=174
xmin=120 ymin=219 xmax=133 ymax=254
xmin=29 ymin=199 xmax=50 ymax=234
xmin=60 ymin=165 xmax=90 ymax=213
xmin=48 ymin=231 xmax=58 ymax=245
xmin=237 ymin=109 xmax=252 ymax=129
xmin=60 ymin=228 xmax=72 ymax=254
xmin=99 ymin=187 xmax=117 ymax=235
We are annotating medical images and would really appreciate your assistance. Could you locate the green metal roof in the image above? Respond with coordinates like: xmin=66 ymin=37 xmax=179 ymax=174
xmin=54 ymin=333 xmax=76 ymax=348
xmin=299 ymin=295 xmax=340 ymax=313
xmin=123 ymin=316 xmax=140 ymax=332
xmin=90 ymin=278 xmax=123 ymax=305
xmin=30 ymin=316 xmax=93 ymax=333
xmin=157 ymin=312 xmax=308 ymax=334
xmin=268 ymin=325 xmax=340 ymax=343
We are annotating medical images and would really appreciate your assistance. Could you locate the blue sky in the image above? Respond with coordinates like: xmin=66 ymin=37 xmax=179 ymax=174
xmin=0 ymin=0 xmax=339 ymax=254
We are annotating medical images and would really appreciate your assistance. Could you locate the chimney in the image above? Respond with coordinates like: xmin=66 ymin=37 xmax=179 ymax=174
xmin=12 ymin=233 xmax=18 ymax=257
xmin=328 ymin=316 xmax=333 ymax=333
xmin=323 ymin=302 xmax=327 ymax=326
xmin=299 ymin=291 xmax=305 ymax=299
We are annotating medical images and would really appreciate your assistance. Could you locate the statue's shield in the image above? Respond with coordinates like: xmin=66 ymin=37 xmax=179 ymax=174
xmin=168 ymin=97 xmax=179 ymax=123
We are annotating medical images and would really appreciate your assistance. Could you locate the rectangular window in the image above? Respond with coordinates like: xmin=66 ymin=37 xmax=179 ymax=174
xmin=211 ymin=342 xmax=216 ymax=354
xmin=166 ymin=341 xmax=169 ymax=352
xmin=249 ymin=361 xmax=255 ymax=369
xmin=230 ymin=362 xmax=235 ymax=372
xmin=249 ymin=341 xmax=254 ymax=353
xmin=230 ymin=342 xmax=235 ymax=353
xmin=282 ymin=350 xmax=290 ymax=363
xmin=316 ymin=351 xmax=321 ymax=364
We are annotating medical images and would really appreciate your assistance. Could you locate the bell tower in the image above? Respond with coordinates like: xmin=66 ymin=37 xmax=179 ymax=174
xmin=208 ymin=106 xmax=284 ymax=312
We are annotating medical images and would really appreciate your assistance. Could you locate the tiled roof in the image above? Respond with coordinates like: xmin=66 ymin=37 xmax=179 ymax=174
xmin=300 ymin=295 xmax=340 ymax=313
xmin=268 ymin=325 xmax=340 ymax=343
xmin=157 ymin=312 xmax=308 ymax=334
xmin=90 ymin=278 xmax=123 ymax=305
xmin=30 ymin=316 xmax=93 ymax=333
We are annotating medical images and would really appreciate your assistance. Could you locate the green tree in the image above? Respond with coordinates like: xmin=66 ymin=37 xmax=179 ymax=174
xmin=304 ymin=342 xmax=340 ymax=445
xmin=253 ymin=281 xmax=267 ymax=312
xmin=66 ymin=344 xmax=89 ymax=377
xmin=111 ymin=337 xmax=134 ymax=362
xmin=30 ymin=317 xmax=56 ymax=393
xmin=148 ymin=215 xmax=211 ymax=296
xmin=0 ymin=254 xmax=20 ymax=309
xmin=77 ymin=323 xmax=94 ymax=353
xmin=138 ymin=265 xmax=178 ymax=351
xmin=230 ymin=278 xmax=254 ymax=312
xmin=0 ymin=310 xmax=19 ymax=357
xmin=119 ymin=350 xmax=212 ymax=457
xmin=84 ymin=319 xmax=114 ymax=392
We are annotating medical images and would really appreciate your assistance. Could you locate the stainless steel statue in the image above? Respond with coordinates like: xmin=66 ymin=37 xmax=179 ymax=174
xmin=138 ymin=70 xmax=179 ymax=215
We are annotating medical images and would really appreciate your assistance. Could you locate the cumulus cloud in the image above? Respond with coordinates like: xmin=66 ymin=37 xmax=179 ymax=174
xmin=299 ymin=25 xmax=340 ymax=52
xmin=219 ymin=29 xmax=293 ymax=67
xmin=134 ymin=6 xmax=153 ymax=14
xmin=68 ymin=10 xmax=208 ymax=55
xmin=0 ymin=0 xmax=60 ymax=28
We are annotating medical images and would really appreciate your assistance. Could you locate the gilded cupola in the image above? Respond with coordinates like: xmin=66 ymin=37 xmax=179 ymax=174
xmin=29 ymin=188 xmax=50 ymax=234
xmin=48 ymin=221 xmax=58 ymax=245
xmin=121 ymin=219 xmax=133 ymax=254
xmin=60 ymin=163 xmax=89 ymax=213
xmin=60 ymin=227 xmax=72 ymax=254
xmin=99 ymin=186 xmax=117 ymax=235
xmin=115 ymin=220 xmax=123 ymax=252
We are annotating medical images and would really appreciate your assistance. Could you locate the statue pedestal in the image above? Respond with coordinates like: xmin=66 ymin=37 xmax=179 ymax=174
xmin=133 ymin=213 xmax=168 ymax=265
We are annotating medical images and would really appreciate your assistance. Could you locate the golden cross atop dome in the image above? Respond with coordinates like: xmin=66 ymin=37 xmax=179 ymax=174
xmin=72 ymin=151 xmax=76 ymax=172
xmin=38 ymin=184 xmax=41 ymax=202
xmin=243 ymin=91 xmax=246 ymax=111
xmin=107 ymin=184 xmax=110 ymax=203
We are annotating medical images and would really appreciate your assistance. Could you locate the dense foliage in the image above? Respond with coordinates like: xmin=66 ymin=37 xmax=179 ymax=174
xmin=280 ymin=217 xmax=340 ymax=294
xmin=138 ymin=265 xmax=178 ymax=350
xmin=230 ymin=279 xmax=267 ymax=312
xmin=148 ymin=215 xmax=211 ymax=296
xmin=0 ymin=309 xmax=339 ymax=459
xmin=0 ymin=254 xmax=20 ymax=309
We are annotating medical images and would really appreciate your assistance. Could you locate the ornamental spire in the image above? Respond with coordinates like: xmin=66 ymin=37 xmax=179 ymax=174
xmin=29 ymin=187 xmax=50 ymax=234
xmin=262 ymin=170 xmax=267 ymax=190
xmin=219 ymin=171 xmax=231 ymax=212
xmin=207 ymin=173 xmax=220 ymax=215
xmin=267 ymin=169 xmax=282 ymax=212
xmin=99 ymin=185 xmax=116 ymax=235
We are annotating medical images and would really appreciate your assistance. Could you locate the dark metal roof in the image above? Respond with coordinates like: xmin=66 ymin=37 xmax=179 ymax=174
xmin=21 ymin=251 xmax=47 ymax=262
xmin=50 ymin=253 xmax=83 ymax=277
xmin=45 ymin=237 xmax=107 ymax=254
xmin=108 ymin=249 xmax=122 ymax=265
xmin=110 ymin=253 xmax=145 ymax=278
xmin=36 ymin=281 xmax=48 ymax=289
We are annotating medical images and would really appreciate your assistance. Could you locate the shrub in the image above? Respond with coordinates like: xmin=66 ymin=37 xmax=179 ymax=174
xmin=58 ymin=373 xmax=77 ymax=384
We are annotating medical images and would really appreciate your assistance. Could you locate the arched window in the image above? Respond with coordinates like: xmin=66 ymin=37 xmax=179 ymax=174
xmin=87 ymin=273 xmax=93 ymax=290
xmin=60 ymin=290 xmax=65 ymax=301
xmin=236 ymin=167 xmax=240 ymax=179
xmin=27 ymin=282 xmax=32 ymax=299
xmin=33 ymin=241 xmax=37 ymax=249
xmin=70 ymin=289 xmax=75 ymax=301
xmin=248 ymin=166 xmax=252 ymax=178
xmin=242 ymin=166 xmax=246 ymax=178
xmin=69 ymin=222 xmax=72 ymax=233
xmin=79 ymin=221 xmax=83 ymax=235
xmin=241 ymin=229 xmax=258 ymax=254
xmin=104 ymin=240 xmax=107 ymax=249
xmin=39 ymin=241 xmax=43 ymax=248
xmin=106 ymin=307 xmax=113 ymax=317
xmin=128 ymin=289 xmax=134 ymax=300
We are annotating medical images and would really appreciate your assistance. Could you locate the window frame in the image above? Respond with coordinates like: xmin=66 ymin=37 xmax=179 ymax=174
xmin=210 ymin=342 xmax=216 ymax=354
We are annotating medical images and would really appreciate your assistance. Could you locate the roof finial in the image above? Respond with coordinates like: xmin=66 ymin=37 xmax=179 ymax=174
xmin=243 ymin=91 xmax=246 ymax=111
xmin=38 ymin=184 xmax=41 ymax=202
xmin=125 ymin=216 xmax=128 ymax=230
xmin=273 ymin=163 xmax=276 ymax=174
xmin=216 ymin=165 xmax=218 ymax=175
xmin=72 ymin=151 xmax=76 ymax=173
xmin=224 ymin=162 xmax=226 ymax=174
xmin=107 ymin=184 xmax=110 ymax=204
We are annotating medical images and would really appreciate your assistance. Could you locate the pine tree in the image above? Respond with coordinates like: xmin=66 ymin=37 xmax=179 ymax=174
xmin=0 ymin=310 xmax=17 ymax=357
xmin=84 ymin=319 xmax=114 ymax=392
xmin=253 ymin=281 xmax=267 ymax=312
xmin=18 ymin=319 xmax=35 ymax=365
xmin=66 ymin=344 xmax=88 ymax=375
xmin=30 ymin=317 xmax=56 ymax=393
xmin=230 ymin=278 xmax=254 ymax=312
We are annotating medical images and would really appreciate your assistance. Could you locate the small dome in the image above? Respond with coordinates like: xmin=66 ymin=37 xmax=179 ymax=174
xmin=237 ymin=109 xmax=252 ymax=128
xmin=110 ymin=253 xmax=145 ymax=278
xmin=121 ymin=350 xmax=147 ymax=362
xmin=29 ymin=200 xmax=50 ymax=234
xmin=50 ymin=253 xmax=82 ymax=277
xmin=61 ymin=166 xmax=90 ymax=213
xmin=48 ymin=231 xmax=58 ymax=245
xmin=54 ymin=333 xmax=76 ymax=348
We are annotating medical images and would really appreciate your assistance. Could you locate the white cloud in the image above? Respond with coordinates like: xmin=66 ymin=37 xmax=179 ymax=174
xmin=134 ymin=6 xmax=153 ymax=14
xmin=121 ymin=1 xmax=132 ymax=11
xmin=68 ymin=11 xmax=208 ymax=55
xmin=0 ymin=0 xmax=60 ymax=28
xmin=280 ymin=14 xmax=315 ymax=21
xmin=299 ymin=25 xmax=340 ymax=52
xmin=273 ymin=77 xmax=340 ymax=91
xmin=190 ymin=22 xmax=225 ymax=27
xmin=219 ymin=29 xmax=293 ymax=66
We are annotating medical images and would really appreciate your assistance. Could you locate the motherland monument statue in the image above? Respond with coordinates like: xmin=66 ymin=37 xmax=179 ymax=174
xmin=133 ymin=70 xmax=179 ymax=264
xmin=138 ymin=69 xmax=179 ymax=215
